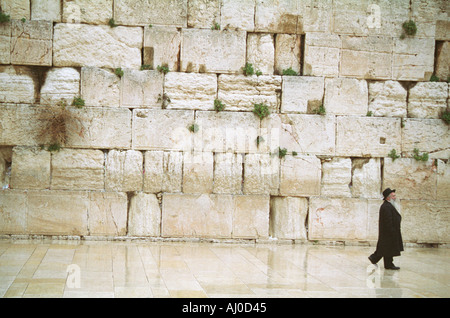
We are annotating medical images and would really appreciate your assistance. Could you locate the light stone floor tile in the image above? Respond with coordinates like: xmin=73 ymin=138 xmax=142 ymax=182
xmin=0 ymin=239 xmax=449 ymax=298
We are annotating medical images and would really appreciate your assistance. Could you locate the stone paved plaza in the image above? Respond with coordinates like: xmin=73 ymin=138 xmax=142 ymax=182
xmin=0 ymin=239 xmax=448 ymax=298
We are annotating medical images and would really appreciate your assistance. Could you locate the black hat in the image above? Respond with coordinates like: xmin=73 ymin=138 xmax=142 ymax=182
xmin=383 ymin=188 xmax=396 ymax=199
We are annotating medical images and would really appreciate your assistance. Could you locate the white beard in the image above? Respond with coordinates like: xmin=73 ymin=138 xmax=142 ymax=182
xmin=388 ymin=199 xmax=401 ymax=214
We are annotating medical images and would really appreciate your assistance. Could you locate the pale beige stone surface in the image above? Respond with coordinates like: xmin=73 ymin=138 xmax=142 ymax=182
xmin=351 ymin=158 xmax=381 ymax=199
xmin=435 ymin=41 xmax=450 ymax=80
xmin=270 ymin=196 xmax=308 ymax=240
xmin=105 ymin=150 xmax=143 ymax=192
xmin=51 ymin=148 xmax=104 ymax=190
xmin=303 ymin=33 xmax=340 ymax=77
xmin=31 ymin=0 xmax=61 ymax=21
xmin=408 ymin=82 xmax=448 ymax=119
xmin=162 ymin=151 xmax=183 ymax=193
xmin=0 ymin=66 xmax=36 ymax=104
xmin=0 ymin=190 xmax=27 ymax=234
xmin=121 ymin=69 xmax=164 ymax=108
xmin=143 ymin=26 xmax=181 ymax=71
xmin=88 ymin=192 xmax=128 ymax=236
xmin=53 ymin=24 xmax=143 ymax=68
xmin=383 ymin=158 xmax=437 ymax=201
xmin=0 ymin=104 xmax=42 ymax=146
xmin=0 ymin=0 xmax=30 ymax=20
xmin=10 ymin=146 xmax=50 ymax=190
xmin=368 ymin=81 xmax=407 ymax=117
xmin=324 ymin=78 xmax=368 ymax=115
xmin=128 ymin=192 xmax=161 ymax=237
xmin=213 ymin=152 xmax=243 ymax=194
xmin=81 ymin=67 xmax=120 ymax=107
xmin=255 ymin=0 xmax=300 ymax=33
xmin=243 ymin=153 xmax=279 ymax=195
xmin=143 ymin=151 xmax=183 ymax=193
xmin=247 ymin=33 xmax=274 ymax=75
xmin=182 ymin=151 xmax=213 ymax=194
xmin=187 ymin=0 xmax=219 ymax=28
xmin=143 ymin=151 xmax=164 ymax=193
xmin=233 ymin=195 xmax=269 ymax=239
xmin=281 ymin=76 xmax=324 ymax=114
xmin=62 ymin=0 xmax=112 ymax=25
xmin=274 ymin=34 xmax=301 ymax=75
xmin=437 ymin=160 xmax=450 ymax=200
xmin=309 ymin=197 xmax=368 ymax=240
xmin=320 ymin=157 xmax=352 ymax=198
xmin=0 ymin=22 xmax=11 ymax=64
xmin=40 ymin=67 xmax=80 ymax=106
xmin=220 ymin=0 xmax=255 ymax=31
xmin=280 ymin=155 xmax=321 ymax=197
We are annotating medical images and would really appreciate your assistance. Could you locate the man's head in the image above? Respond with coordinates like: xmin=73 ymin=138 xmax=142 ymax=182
xmin=383 ymin=188 xmax=396 ymax=201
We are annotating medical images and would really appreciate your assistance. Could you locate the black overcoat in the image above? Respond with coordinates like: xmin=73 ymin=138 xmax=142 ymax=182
xmin=376 ymin=200 xmax=404 ymax=257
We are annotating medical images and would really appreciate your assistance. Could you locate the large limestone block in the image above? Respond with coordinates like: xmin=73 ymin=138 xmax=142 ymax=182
xmin=31 ymin=0 xmax=61 ymax=22
xmin=0 ymin=104 xmax=42 ymax=146
xmin=128 ymin=193 xmax=161 ymax=237
xmin=261 ymin=114 xmax=335 ymax=156
xmin=401 ymin=200 xmax=450 ymax=243
xmin=164 ymin=72 xmax=217 ymax=111
xmin=401 ymin=118 xmax=449 ymax=159
xmin=324 ymin=78 xmax=368 ymax=116
xmin=0 ymin=190 xmax=27 ymax=234
xmin=217 ymin=74 xmax=281 ymax=112
xmin=321 ymin=157 xmax=352 ymax=198
xmin=62 ymin=0 xmax=112 ymax=25
xmin=367 ymin=199 xmax=383 ymax=240
xmin=408 ymin=82 xmax=448 ymax=119
xmin=40 ymin=67 xmax=80 ymax=106
xmin=10 ymin=146 xmax=50 ymax=190
xmin=243 ymin=153 xmax=279 ymax=195
xmin=351 ymin=158 xmax=381 ymax=199
xmin=213 ymin=152 xmax=243 ymax=194
xmin=233 ymin=195 xmax=270 ymax=239
xmin=53 ymin=24 xmax=143 ymax=68
xmin=121 ymin=69 xmax=164 ymax=108
xmin=435 ymin=41 xmax=450 ymax=80
xmin=27 ymin=190 xmax=89 ymax=235
xmin=270 ymin=196 xmax=308 ymax=240
xmin=143 ymin=26 xmax=181 ymax=71
xmin=106 ymin=150 xmax=143 ymax=192
xmin=368 ymin=81 xmax=407 ymax=117
xmin=281 ymin=76 xmax=324 ymax=113
xmin=88 ymin=192 xmax=128 ymax=236
xmin=10 ymin=20 xmax=52 ymax=66
xmin=183 ymin=151 xmax=214 ymax=194
xmin=304 ymin=33 xmax=341 ymax=77
xmin=51 ymin=148 xmax=105 ymax=190
xmin=0 ymin=0 xmax=30 ymax=19
xmin=114 ymin=0 xmax=187 ymax=27
xmin=393 ymin=37 xmax=435 ymax=81
xmin=0 ymin=21 xmax=11 ymax=64
xmin=194 ymin=111 xmax=260 ymax=153
xmin=247 ymin=33 xmax=274 ymax=75
xmin=274 ymin=34 xmax=301 ymax=75
xmin=336 ymin=117 xmax=401 ymax=157
xmin=299 ymin=0 xmax=333 ymax=33
xmin=280 ymin=155 xmax=321 ymax=197
xmin=383 ymin=158 xmax=437 ymax=200
xmin=0 ymin=66 xmax=36 ymax=104
xmin=187 ymin=0 xmax=219 ymax=28
xmin=220 ymin=0 xmax=255 ymax=31
xmin=309 ymin=197 xmax=368 ymax=241
xmin=180 ymin=29 xmax=246 ymax=73
xmin=81 ymin=67 xmax=120 ymax=107
xmin=66 ymin=107 xmax=132 ymax=149
xmin=255 ymin=0 xmax=300 ymax=33
xmin=132 ymin=109 xmax=194 ymax=151
xmin=143 ymin=151 xmax=183 ymax=193
xmin=437 ymin=160 xmax=450 ymax=200
xmin=143 ymin=151 xmax=164 ymax=193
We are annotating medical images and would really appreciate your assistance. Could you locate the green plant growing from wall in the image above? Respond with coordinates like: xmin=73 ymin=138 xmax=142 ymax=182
xmin=188 ymin=123 xmax=199 ymax=133
xmin=400 ymin=20 xmax=417 ymax=39
xmin=429 ymin=75 xmax=440 ymax=82
xmin=108 ymin=18 xmax=117 ymax=28
xmin=0 ymin=11 xmax=10 ymax=23
xmin=115 ymin=67 xmax=124 ymax=78
xmin=157 ymin=64 xmax=169 ymax=74
xmin=256 ymin=136 xmax=264 ymax=148
xmin=211 ymin=21 xmax=220 ymax=30
xmin=140 ymin=64 xmax=152 ymax=70
xmin=313 ymin=104 xmax=326 ymax=115
xmin=276 ymin=147 xmax=288 ymax=159
xmin=388 ymin=149 xmax=400 ymax=161
xmin=214 ymin=99 xmax=225 ymax=112
xmin=242 ymin=63 xmax=254 ymax=76
xmin=441 ymin=110 xmax=450 ymax=125
xmin=282 ymin=67 xmax=297 ymax=76
xmin=72 ymin=97 xmax=85 ymax=108
xmin=412 ymin=148 xmax=429 ymax=162
xmin=252 ymin=103 xmax=270 ymax=119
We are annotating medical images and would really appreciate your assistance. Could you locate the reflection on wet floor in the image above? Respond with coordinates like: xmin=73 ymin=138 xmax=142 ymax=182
xmin=0 ymin=239 xmax=448 ymax=298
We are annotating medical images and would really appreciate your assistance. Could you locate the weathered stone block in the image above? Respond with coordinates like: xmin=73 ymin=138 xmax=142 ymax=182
xmin=10 ymin=146 xmax=50 ymax=189
xmin=280 ymin=155 xmax=321 ymax=197
xmin=106 ymin=150 xmax=143 ymax=192
xmin=321 ymin=157 xmax=352 ymax=198
xmin=243 ymin=153 xmax=279 ymax=195
xmin=53 ymin=24 xmax=142 ymax=68
xmin=274 ymin=34 xmax=301 ymax=75
xmin=27 ymin=190 xmax=89 ymax=235
xmin=0 ymin=0 xmax=30 ymax=20
xmin=183 ymin=151 xmax=213 ymax=194
xmin=0 ymin=66 xmax=36 ymax=104
xmin=401 ymin=118 xmax=449 ymax=159
xmin=31 ymin=0 xmax=61 ymax=22
xmin=247 ymin=33 xmax=274 ymax=75
xmin=40 ymin=67 xmax=80 ymax=106
xmin=143 ymin=26 xmax=181 ymax=71
xmin=324 ymin=78 xmax=368 ymax=116
xmin=165 ymin=72 xmax=217 ymax=111
xmin=143 ymin=151 xmax=163 ymax=193
xmin=180 ymin=29 xmax=246 ymax=73
xmin=0 ymin=105 xmax=39 ymax=146
xmin=367 ymin=199 xmax=383 ymax=240
xmin=51 ymin=148 xmax=105 ymax=190
xmin=435 ymin=41 xmax=449 ymax=80
xmin=393 ymin=37 xmax=435 ymax=81
xmin=114 ymin=0 xmax=187 ymax=27
xmin=255 ymin=0 xmax=300 ymax=33
xmin=336 ymin=117 xmax=401 ymax=157
xmin=88 ymin=192 xmax=128 ymax=236
xmin=217 ymin=74 xmax=281 ymax=112
xmin=10 ymin=20 xmax=52 ymax=66
xmin=368 ymin=80 xmax=407 ymax=117
xmin=220 ymin=0 xmax=255 ymax=31
xmin=132 ymin=109 xmax=194 ymax=151
xmin=408 ymin=82 xmax=448 ymax=119
xmin=0 ymin=190 xmax=27 ymax=234
xmin=304 ymin=33 xmax=340 ymax=77
xmin=213 ymin=152 xmax=243 ymax=194
xmin=128 ymin=192 xmax=161 ymax=237
xmin=121 ymin=69 xmax=164 ymax=108
xmin=81 ymin=67 xmax=120 ymax=107
xmin=187 ymin=0 xmax=219 ymax=28
xmin=300 ymin=0 xmax=332 ymax=33
xmin=62 ymin=0 xmax=112 ymax=25
xmin=270 ymin=196 xmax=308 ymax=240
xmin=309 ymin=197 xmax=368 ymax=241
xmin=0 ymin=22 xmax=11 ymax=64
xmin=281 ymin=76 xmax=324 ymax=113
xmin=401 ymin=200 xmax=450 ymax=243
xmin=233 ymin=195 xmax=269 ymax=239
xmin=383 ymin=158 xmax=437 ymax=200
xmin=437 ymin=160 xmax=450 ymax=200
xmin=351 ymin=158 xmax=381 ymax=199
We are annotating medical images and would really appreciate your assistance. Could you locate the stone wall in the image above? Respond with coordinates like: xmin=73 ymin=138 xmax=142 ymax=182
xmin=0 ymin=0 xmax=449 ymax=244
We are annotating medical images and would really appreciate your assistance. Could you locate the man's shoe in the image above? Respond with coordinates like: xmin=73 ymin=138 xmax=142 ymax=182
xmin=368 ymin=255 xmax=376 ymax=265
xmin=385 ymin=265 xmax=400 ymax=270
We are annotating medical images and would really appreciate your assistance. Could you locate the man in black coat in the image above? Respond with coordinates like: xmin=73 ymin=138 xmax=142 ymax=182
xmin=368 ymin=188 xmax=404 ymax=270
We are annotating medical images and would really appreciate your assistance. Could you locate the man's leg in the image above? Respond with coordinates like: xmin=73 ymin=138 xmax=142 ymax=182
xmin=369 ymin=250 xmax=382 ymax=264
